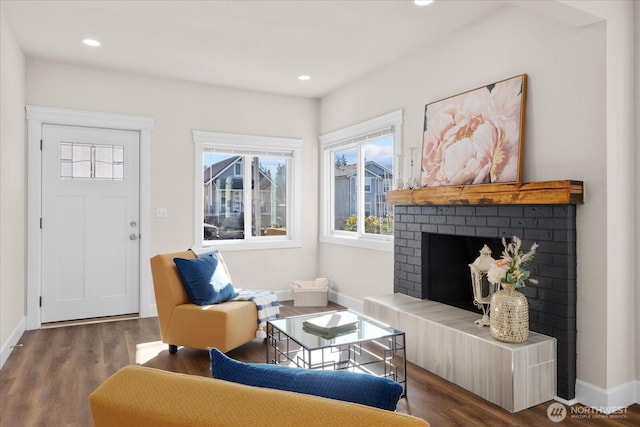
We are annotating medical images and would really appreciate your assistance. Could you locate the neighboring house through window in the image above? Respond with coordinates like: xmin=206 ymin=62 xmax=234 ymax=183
xmin=320 ymin=110 xmax=402 ymax=252
xmin=194 ymin=131 xmax=302 ymax=250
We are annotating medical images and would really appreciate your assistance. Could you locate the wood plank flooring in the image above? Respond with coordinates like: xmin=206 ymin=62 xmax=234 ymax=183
xmin=1 ymin=301 xmax=638 ymax=426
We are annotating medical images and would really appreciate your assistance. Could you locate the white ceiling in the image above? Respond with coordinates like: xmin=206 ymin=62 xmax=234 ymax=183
xmin=2 ymin=0 xmax=511 ymax=98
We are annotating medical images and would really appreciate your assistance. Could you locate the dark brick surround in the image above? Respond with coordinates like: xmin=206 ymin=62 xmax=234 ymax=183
xmin=393 ymin=204 xmax=577 ymax=400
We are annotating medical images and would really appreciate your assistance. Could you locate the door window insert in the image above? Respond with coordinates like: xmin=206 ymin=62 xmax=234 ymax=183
xmin=60 ymin=142 xmax=124 ymax=180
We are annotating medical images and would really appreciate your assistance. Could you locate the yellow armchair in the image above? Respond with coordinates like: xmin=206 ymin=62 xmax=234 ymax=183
xmin=150 ymin=251 xmax=258 ymax=353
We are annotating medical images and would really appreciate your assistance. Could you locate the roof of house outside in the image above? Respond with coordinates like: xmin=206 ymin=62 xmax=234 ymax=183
xmin=204 ymin=155 xmax=241 ymax=185
xmin=204 ymin=155 xmax=277 ymax=188
xmin=334 ymin=161 xmax=393 ymax=179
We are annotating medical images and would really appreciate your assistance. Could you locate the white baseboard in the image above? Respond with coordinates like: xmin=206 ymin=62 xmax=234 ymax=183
xmin=328 ymin=290 xmax=363 ymax=313
xmin=555 ymin=396 xmax=579 ymax=406
xmin=275 ymin=289 xmax=362 ymax=312
xmin=275 ymin=289 xmax=292 ymax=302
xmin=142 ymin=303 xmax=158 ymax=318
xmin=0 ymin=317 xmax=26 ymax=369
xmin=576 ymin=379 xmax=639 ymax=413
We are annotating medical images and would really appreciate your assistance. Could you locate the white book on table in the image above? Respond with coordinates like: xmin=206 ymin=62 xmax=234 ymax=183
xmin=302 ymin=312 xmax=358 ymax=334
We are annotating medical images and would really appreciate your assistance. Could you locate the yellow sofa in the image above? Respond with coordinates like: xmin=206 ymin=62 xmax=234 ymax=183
xmin=150 ymin=250 xmax=258 ymax=353
xmin=89 ymin=365 xmax=429 ymax=427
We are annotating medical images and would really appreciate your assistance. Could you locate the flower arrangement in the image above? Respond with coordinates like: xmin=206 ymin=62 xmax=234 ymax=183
xmin=487 ymin=236 xmax=539 ymax=288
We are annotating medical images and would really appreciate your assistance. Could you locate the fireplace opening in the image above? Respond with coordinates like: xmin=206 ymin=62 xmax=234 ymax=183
xmin=422 ymin=233 xmax=503 ymax=314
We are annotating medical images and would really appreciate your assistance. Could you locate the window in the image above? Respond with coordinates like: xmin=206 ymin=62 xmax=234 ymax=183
xmin=194 ymin=131 xmax=302 ymax=250
xmin=365 ymin=177 xmax=372 ymax=193
xmin=320 ymin=110 xmax=402 ymax=252
xmin=60 ymin=142 xmax=124 ymax=180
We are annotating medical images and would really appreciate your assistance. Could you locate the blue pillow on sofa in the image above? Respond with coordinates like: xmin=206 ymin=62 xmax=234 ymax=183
xmin=174 ymin=253 xmax=237 ymax=305
xmin=209 ymin=348 xmax=403 ymax=411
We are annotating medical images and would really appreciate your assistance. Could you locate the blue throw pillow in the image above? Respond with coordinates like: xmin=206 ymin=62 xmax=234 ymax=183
xmin=209 ymin=348 xmax=403 ymax=411
xmin=174 ymin=253 xmax=237 ymax=305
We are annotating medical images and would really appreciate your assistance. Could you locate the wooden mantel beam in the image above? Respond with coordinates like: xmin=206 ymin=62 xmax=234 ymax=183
xmin=386 ymin=180 xmax=584 ymax=206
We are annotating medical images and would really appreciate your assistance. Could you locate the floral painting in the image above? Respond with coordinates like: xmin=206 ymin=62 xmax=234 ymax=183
xmin=420 ymin=74 xmax=527 ymax=187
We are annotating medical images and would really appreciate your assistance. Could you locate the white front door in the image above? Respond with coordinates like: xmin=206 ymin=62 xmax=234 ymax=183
xmin=41 ymin=124 xmax=140 ymax=323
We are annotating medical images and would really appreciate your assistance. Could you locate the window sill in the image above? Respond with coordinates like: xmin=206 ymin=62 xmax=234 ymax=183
xmin=200 ymin=238 xmax=302 ymax=252
xmin=319 ymin=234 xmax=393 ymax=252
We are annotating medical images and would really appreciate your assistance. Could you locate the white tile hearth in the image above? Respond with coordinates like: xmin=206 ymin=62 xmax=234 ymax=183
xmin=364 ymin=293 xmax=556 ymax=412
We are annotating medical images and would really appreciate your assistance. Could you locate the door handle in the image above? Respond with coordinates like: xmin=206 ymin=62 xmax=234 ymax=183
xmin=129 ymin=233 xmax=138 ymax=241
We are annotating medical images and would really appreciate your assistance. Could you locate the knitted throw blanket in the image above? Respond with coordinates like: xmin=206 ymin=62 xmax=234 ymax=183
xmin=233 ymin=289 xmax=280 ymax=338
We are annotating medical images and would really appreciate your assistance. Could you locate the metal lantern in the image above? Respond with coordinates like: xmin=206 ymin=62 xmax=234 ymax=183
xmin=469 ymin=245 xmax=500 ymax=327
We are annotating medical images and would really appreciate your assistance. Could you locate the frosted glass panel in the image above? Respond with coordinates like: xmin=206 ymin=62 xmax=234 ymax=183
xmin=94 ymin=161 xmax=112 ymax=179
xmin=72 ymin=160 xmax=92 ymax=178
xmin=113 ymin=164 xmax=124 ymax=180
xmin=113 ymin=146 xmax=124 ymax=162
xmin=60 ymin=143 xmax=73 ymax=159
xmin=60 ymin=142 xmax=124 ymax=181
xmin=94 ymin=146 xmax=112 ymax=162
xmin=73 ymin=144 xmax=91 ymax=162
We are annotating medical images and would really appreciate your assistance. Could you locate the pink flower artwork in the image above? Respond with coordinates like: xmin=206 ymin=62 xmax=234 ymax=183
xmin=420 ymin=74 xmax=526 ymax=187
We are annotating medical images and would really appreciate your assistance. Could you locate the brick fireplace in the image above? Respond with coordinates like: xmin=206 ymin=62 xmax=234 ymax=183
xmin=389 ymin=181 xmax=582 ymax=401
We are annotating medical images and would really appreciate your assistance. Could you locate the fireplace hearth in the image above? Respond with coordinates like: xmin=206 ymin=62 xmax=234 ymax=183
xmin=393 ymin=203 xmax=577 ymax=400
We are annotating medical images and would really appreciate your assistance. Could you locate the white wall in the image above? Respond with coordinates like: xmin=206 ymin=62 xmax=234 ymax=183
xmin=25 ymin=59 xmax=320 ymax=303
xmin=319 ymin=1 xmax=637 ymax=405
xmin=0 ymin=10 xmax=27 ymax=367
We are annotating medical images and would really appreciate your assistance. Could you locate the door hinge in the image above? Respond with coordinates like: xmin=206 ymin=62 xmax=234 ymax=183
xmin=40 ymin=139 xmax=43 ymax=150
xmin=40 ymin=218 xmax=43 ymax=229
xmin=39 ymin=296 xmax=42 ymax=307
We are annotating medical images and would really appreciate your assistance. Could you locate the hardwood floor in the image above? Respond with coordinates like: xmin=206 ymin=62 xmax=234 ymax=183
xmin=1 ymin=301 xmax=638 ymax=426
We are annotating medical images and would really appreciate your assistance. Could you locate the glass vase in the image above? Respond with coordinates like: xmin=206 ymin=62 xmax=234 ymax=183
xmin=489 ymin=283 xmax=529 ymax=343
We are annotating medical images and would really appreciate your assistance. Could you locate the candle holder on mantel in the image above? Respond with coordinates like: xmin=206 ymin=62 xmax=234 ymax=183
xmin=406 ymin=147 xmax=418 ymax=189
xmin=469 ymin=245 xmax=500 ymax=327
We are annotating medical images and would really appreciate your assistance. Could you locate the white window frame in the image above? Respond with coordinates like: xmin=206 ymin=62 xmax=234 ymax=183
xmin=193 ymin=130 xmax=302 ymax=251
xmin=319 ymin=110 xmax=402 ymax=252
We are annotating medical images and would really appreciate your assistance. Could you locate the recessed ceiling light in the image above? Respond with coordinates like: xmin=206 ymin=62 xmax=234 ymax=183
xmin=297 ymin=75 xmax=311 ymax=81
xmin=414 ymin=0 xmax=434 ymax=5
xmin=82 ymin=39 xmax=101 ymax=47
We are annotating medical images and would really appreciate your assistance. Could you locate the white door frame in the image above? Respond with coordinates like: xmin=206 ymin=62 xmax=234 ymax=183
xmin=26 ymin=106 xmax=155 ymax=330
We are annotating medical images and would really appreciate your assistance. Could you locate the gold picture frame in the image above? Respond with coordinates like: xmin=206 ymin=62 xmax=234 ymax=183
xmin=420 ymin=74 xmax=527 ymax=187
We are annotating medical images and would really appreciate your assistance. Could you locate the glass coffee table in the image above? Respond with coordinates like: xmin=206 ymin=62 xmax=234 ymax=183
xmin=266 ymin=309 xmax=406 ymax=395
